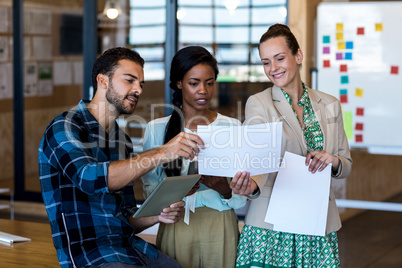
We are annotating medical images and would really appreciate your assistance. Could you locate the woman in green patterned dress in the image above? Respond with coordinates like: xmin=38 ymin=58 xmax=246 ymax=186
xmin=231 ymin=24 xmax=352 ymax=267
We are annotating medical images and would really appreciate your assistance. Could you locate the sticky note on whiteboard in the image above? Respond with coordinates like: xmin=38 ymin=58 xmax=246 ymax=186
xmin=340 ymin=94 xmax=348 ymax=104
xmin=336 ymin=23 xmax=343 ymax=31
xmin=343 ymin=111 xmax=353 ymax=140
xmin=340 ymin=64 xmax=347 ymax=72
xmin=346 ymin=41 xmax=353 ymax=49
xmin=375 ymin=23 xmax=383 ymax=31
xmin=355 ymin=88 xmax=364 ymax=97
xmin=391 ymin=66 xmax=399 ymax=74
xmin=356 ymin=107 xmax=364 ymax=116
xmin=338 ymin=42 xmax=345 ymax=50
xmin=355 ymin=134 xmax=363 ymax=143
xmin=355 ymin=122 xmax=364 ymax=131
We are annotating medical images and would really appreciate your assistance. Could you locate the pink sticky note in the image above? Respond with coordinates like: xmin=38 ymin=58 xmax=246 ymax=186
xmin=323 ymin=47 xmax=330 ymax=54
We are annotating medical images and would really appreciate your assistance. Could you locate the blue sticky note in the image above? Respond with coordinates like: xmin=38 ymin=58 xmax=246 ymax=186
xmin=340 ymin=89 xmax=348 ymax=95
xmin=341 ymin=76 xmax=349 ymax=84
xmin=346 ymin=41 xmax=353 ymax=49
xmin=323 ymin=35 xmax=330 ymax=44
xmin=345 ymin=52 xmax=353 ymax=60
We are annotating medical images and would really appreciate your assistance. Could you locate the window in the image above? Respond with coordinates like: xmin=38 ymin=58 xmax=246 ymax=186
xmin=128 ymin=0 xmax=288 ymax=82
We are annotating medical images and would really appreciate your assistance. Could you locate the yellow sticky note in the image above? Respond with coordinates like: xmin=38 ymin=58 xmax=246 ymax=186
xmin=375 ymin=23 xmax=383 ymax=31
xmin=343 ymin=111 xmax=353 ymax=140
xmin=336 ymin=23 xmax=343 ymax=31
xmin=355 ymin=88 xmax=364 ymax=97
xmin=336 ymin=32 xmax=344 ymax=41
xmin=338 ymin=42 xmax=346 ymax=50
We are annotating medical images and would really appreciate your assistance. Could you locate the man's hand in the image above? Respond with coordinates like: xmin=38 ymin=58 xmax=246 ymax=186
xmin=157 ymin=200 xmax=185 ymax=224
xmin=158 ymin=132 xmax=205 ymax=163
xmin=129 ymin=200 xmax=186 ymax=233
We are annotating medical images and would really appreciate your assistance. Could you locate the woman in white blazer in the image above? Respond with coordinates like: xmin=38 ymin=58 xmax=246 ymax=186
xmin=231 ymin=24 xmax=352 ymax=268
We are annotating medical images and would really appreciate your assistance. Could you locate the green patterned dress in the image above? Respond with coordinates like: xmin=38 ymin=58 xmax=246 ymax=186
xmin=236 ymin=83 xmax=340 ymax=268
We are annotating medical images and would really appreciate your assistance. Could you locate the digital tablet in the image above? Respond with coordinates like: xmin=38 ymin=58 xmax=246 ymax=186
xmin=133 ymin=174 xmax=201 ymax=218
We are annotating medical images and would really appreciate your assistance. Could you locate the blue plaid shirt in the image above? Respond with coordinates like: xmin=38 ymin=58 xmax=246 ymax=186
xmin=39 ymin=100 xmax=158 ymax=268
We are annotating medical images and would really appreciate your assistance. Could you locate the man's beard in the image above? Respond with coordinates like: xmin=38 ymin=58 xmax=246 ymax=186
xmin=106 ymin=81 xmax=138 ymax=115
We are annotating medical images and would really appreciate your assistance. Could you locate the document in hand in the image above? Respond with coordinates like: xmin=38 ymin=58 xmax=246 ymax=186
xmin=197 ymin=122 xmax=282 ymax=177
xmin=264 ymin=151 xmax=331 ymax=236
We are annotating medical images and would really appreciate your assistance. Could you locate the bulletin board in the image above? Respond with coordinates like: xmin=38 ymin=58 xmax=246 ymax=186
xmin=316 ymin=1 xmax=402 ymax=154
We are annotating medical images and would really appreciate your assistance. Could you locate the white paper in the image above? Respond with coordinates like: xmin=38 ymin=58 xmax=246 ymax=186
xmin=265 ymin=151 xmax=331 ymax=236
xmin=53 ymin=61 xmax=72 ymax=85
xmin=24 ymin=63 xmax=38 ymax=97
xmin=0 ymin=36 xmax=9 ymax=62
xmin=0 ymin=7 xmax=10 ymax=33
xmin=33 ymin=37 xmax=52 ymax=60
xmin=30 ymin=10 xmax=52 ymax=35
xmin=197 ymin=122 xmax=282 ymax=177
xmin=38 ymin=62 xmax=53 ymax=96
xmin=73 ymin=61 xmax=83 ymax=85
xmin=24 ymin=37 xmax=32 ymax=60
xmin=0 ymin=63 xmax=13 ymax=99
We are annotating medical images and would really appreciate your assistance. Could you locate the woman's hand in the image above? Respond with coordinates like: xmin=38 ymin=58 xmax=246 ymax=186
xmin=230 ymin=171 xmax=255 ymax=196
xmin=305 ymin=150 xmax=340 ymax=173
xmin=199 ymin=175 xmax=232 ymax=199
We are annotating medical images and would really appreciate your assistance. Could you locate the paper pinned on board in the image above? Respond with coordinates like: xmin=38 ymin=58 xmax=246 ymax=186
xmin=264 ymin=151 xmax=332 ymax=236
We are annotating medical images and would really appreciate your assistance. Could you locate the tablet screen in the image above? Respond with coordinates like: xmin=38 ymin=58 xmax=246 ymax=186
xmin=133 ymin=174 xmax=200 ymax=218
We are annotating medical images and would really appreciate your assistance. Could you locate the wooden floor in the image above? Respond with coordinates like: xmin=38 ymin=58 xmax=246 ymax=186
xmin=1 ymin=193 xmax=402 ymax=267
xmin=337 ymin=193 xmax=402 ymax=267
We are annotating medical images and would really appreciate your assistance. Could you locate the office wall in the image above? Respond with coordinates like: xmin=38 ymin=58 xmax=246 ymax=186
xmin=0 ymin=0 xmax=84 ymax=189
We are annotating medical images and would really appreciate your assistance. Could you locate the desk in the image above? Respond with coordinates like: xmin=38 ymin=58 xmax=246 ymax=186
xmin=0 ymin=219 xmax=58 ymax=267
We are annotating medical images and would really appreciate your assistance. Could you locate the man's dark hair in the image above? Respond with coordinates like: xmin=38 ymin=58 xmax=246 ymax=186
xmin=91 ymin=47 xmax=145 ymax=95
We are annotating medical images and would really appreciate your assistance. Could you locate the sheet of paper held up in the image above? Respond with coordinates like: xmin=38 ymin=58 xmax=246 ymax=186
xmin=197 ymin=122 xmax=282 ymax=177
xmin=264 ymin=151 xmax=331 ymax=236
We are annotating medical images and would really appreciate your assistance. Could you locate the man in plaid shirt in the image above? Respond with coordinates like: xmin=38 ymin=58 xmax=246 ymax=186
xmin=39 ymin=47 xmax=204 ymax=268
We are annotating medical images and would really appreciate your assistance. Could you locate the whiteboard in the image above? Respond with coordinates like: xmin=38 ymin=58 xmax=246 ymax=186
xmin=316 ymin=2 xmax=402 ymax=152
